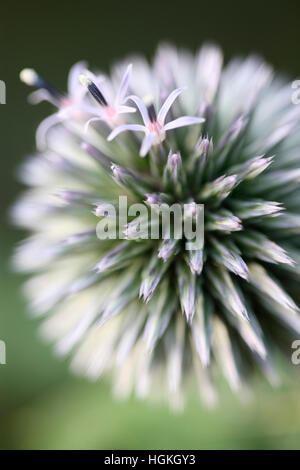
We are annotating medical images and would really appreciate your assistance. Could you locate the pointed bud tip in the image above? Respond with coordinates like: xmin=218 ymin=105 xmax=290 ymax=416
xmin=227 ymin=174 xmax=238 ymax=184
xmin=169 ymin=152 xmax=181 ymax=167
xmin=95 ymin=263 xmax=105 ymax=273
xmin=158 ymin=247 xmax=169 ymax=262
xmin=185 ymin=202 xmax=198 ymax=217
xmin=111 ymin=163 xmax=124 ymax=180
xmin=145 ymin=193 xmax=160 ymax=205
xmin=190 ymin=261 xmax=203 ymax=275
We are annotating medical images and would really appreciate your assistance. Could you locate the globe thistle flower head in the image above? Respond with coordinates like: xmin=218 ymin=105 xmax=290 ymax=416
xmin=14 ymin=43 xmax=300 ymax=410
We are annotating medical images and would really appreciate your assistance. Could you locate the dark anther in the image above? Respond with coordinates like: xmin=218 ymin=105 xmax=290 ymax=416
xmin=88 ymin=81 xmax=108 ymax=106
xmin=147 ymin=103 xmax=157 ymax=122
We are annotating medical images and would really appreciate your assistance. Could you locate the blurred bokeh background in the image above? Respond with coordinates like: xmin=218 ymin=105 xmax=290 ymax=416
xmin=1 ymin=0 xmax=300 ymax=450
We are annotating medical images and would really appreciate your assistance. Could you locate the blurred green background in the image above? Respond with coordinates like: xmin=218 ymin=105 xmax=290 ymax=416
xmin=1 ymin=0 xmax=300 ymax=450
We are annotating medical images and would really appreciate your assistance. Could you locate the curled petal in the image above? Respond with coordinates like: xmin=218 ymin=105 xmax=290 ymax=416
xmin=36 ymin=113 xmax=63 ymax=150
xmin=107 ymin=124 xmax=146 ymax=141
xmin=28 ymin=89 xmax=54 ymax=105
xmin=84 ymin=117 xmax=104 ymax=133
xmin=127 ymin=95 xmax=150 ymax=125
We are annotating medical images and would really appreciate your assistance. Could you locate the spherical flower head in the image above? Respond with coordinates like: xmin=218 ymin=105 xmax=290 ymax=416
xmin=14 ymin=43 xmax=300 ymax=410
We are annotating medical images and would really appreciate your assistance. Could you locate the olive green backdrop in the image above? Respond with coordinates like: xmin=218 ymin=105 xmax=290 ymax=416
xmin=1 ymin=0 xmax=300 ymax=449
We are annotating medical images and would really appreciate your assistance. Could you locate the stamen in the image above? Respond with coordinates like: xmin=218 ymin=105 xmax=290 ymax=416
xmin=20 ymin=68 xmax=63 ymax=100
xmin=143 ymin=94 xmax=157 ymax=122
xmin=79 ymin=75 xmax=108 ymax=106
xmin=147 ymin=104 xmax=157 ymax=123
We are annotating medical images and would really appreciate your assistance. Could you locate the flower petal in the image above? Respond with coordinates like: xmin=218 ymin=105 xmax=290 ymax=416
xmin=157 ymin=87 xmax=185 ymax=125
xmin=28 ymin=89 xmax=54 ymax=105
xmin=117 ymin=105 xmax=136 ymax=114
xmin=107 ymin=124 xmax=146 ymax=141
xmin=68 ymin=61 xmax=88 ymax=98
xmin=127 ymin=95 xmax=150 ymax=125
xmin=84 ymin=117 xmax=103 ymax=133
xmin=164 ymin=116 xmax=205 ymax=131
xmin=35 ymin=113 xmax=62 ymax=150
xmin=116 ymin=64 xmax=132 ymax=105
xmin=140 ymin=133 xmax=156 ymax=157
